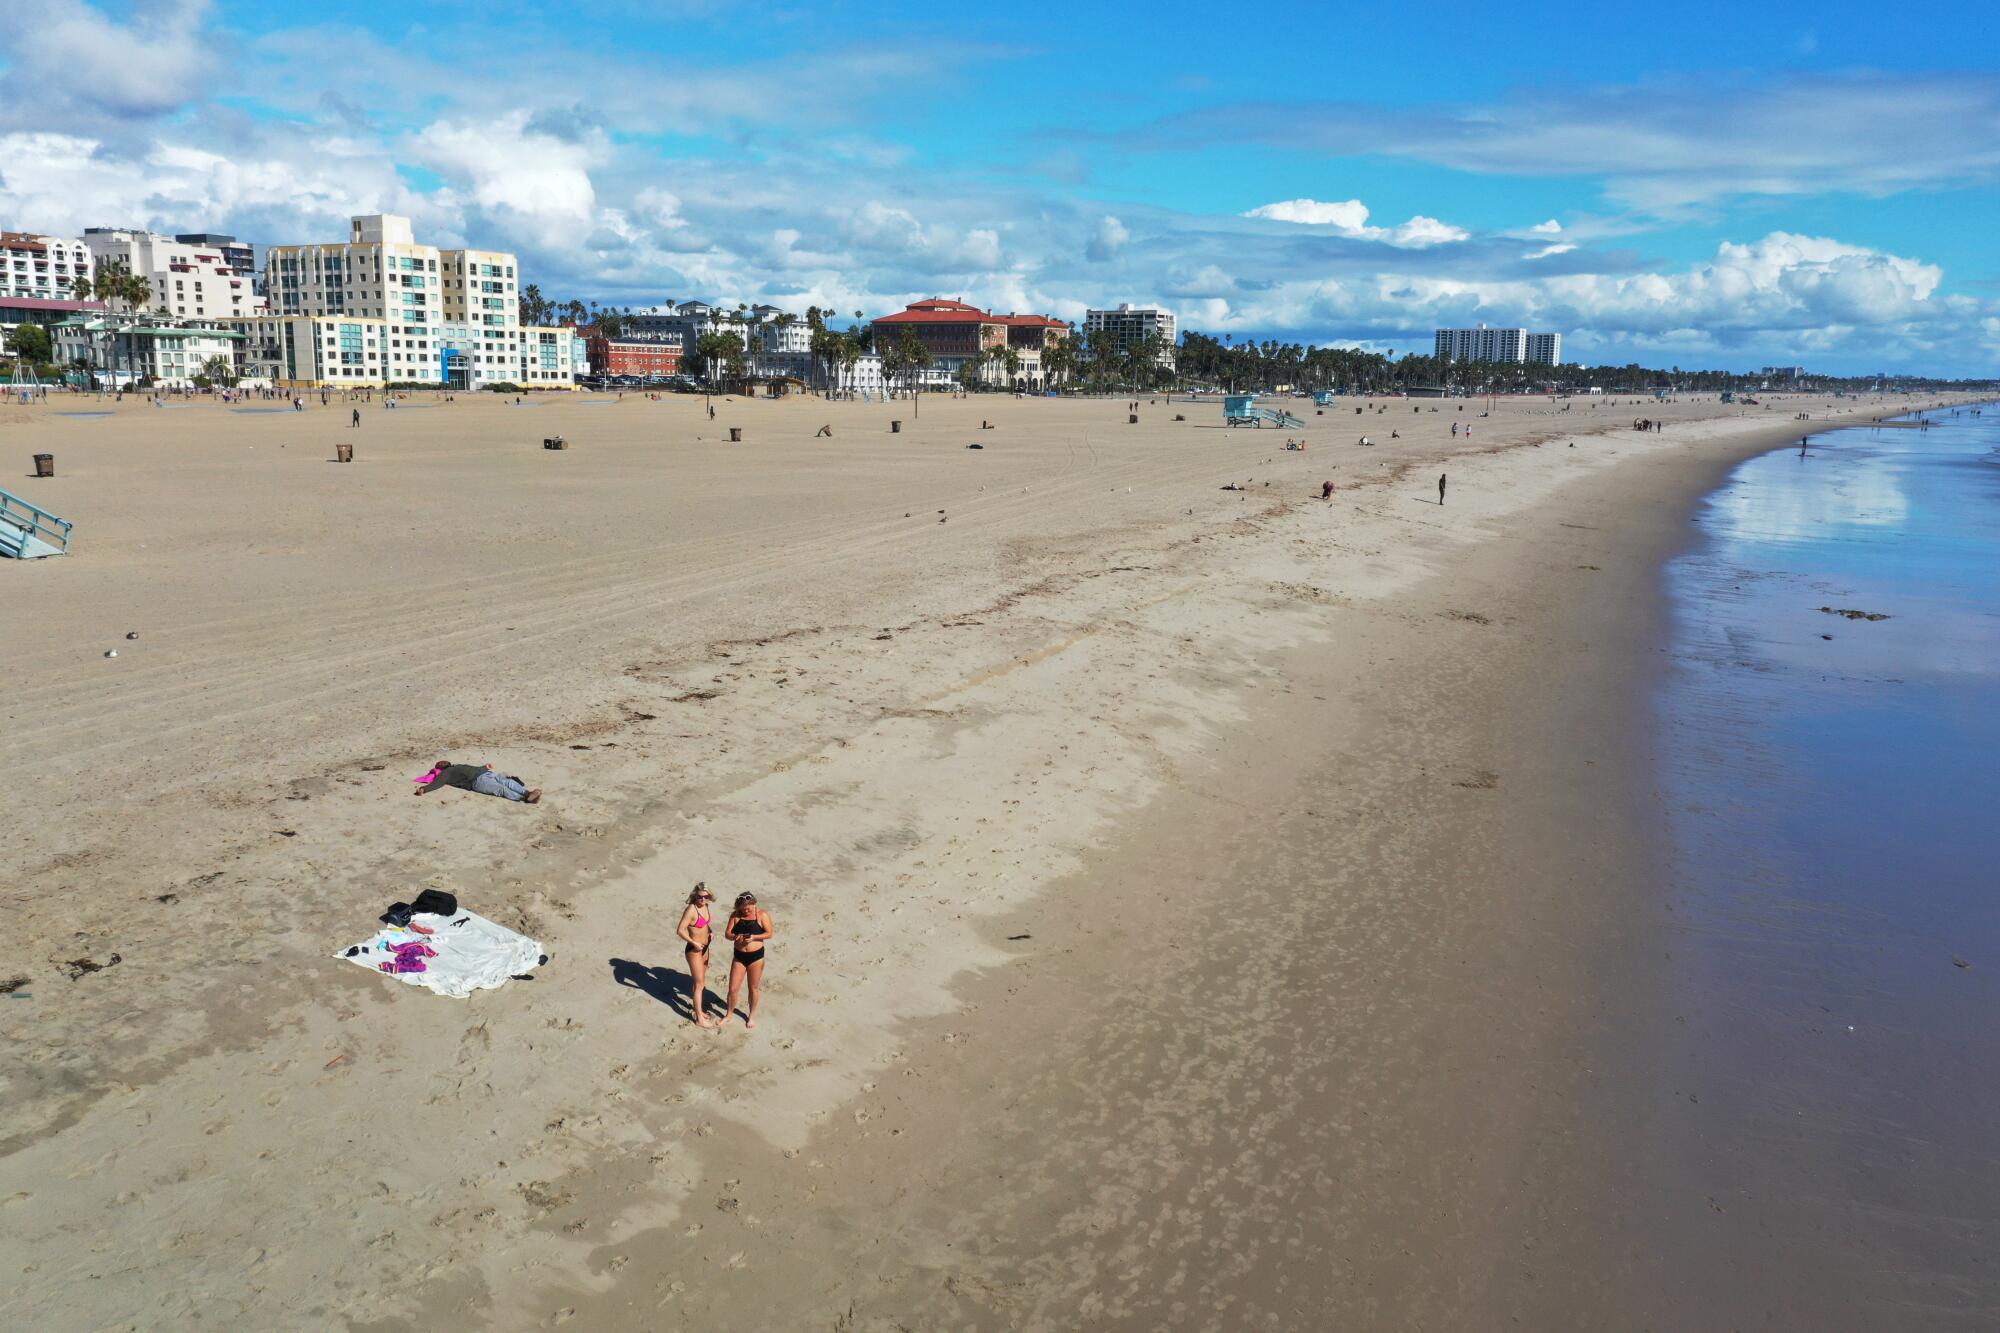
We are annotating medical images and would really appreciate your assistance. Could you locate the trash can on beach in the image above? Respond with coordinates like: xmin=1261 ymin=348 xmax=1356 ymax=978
xmin=335 ymin=442 xmax=354 ymax=463
xmin=890 ymin=420 xmax=902 ymax=433
xmin=33 ymin=453 xmax=54 ymax=477
xmin=728 ymin=427 xmax=742 ymax=442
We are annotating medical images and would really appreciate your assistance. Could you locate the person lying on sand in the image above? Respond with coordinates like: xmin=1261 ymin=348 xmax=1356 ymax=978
xmin=412 ymin=760 xmax=542 ymax=804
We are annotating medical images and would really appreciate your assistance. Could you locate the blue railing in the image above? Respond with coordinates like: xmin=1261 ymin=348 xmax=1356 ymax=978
xmin=0 ymin=488 xmax=72 ymax=555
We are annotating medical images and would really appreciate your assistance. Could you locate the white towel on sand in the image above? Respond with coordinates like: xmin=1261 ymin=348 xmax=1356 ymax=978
xmin=338 ymin=910 xmax=545 ymax=998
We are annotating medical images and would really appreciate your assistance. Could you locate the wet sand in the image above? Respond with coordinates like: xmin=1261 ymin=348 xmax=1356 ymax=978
xmin=0 ymin=387 xmax=1972 ymax=1328
xmin=1645 ymin=407 xmax=2000 ymax=1328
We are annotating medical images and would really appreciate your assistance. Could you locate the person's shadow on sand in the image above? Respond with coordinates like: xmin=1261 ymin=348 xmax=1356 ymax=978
xmin=610 ymin=957 xmax=720 ymax=1022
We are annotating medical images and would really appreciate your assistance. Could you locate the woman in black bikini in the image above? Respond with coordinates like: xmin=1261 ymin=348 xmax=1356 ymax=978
xmin=675 ymin=882 xmax=718 ymax=1028
xmin=721 ymin=892 xmax=774 ymax=1029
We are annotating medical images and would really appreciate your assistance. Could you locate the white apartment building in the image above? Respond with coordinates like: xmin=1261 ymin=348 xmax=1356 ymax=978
xmin=829 ymin=351 xmax=884 ymax=396
xmin=1434 ymin=324 xmax=1564 ymax=366
xmin=264 ymin=214 xmax=521 ymax=389
xmin=52 ymin=312 xmax=245 ymax=388
xmin=228 ymin=314 xmax=390 ymax=388
xmin=1085 ymin=304 xmax=1178 ymax=365
xmin=83 ymin=228 xmax=261 ymax=320
xmin=518 ymin=326 xmax=577 ymax=387
xmin=2 ymin=231 xmax=93 ymax=301
xmin=1435 ymin=325 xmax=1527 ymax=363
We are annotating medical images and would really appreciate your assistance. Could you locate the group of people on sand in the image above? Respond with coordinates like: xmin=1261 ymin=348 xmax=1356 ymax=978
xmin=675 ymin=883 xmax=773 ymax=1028
xmin=410 ymin=766 xmax=773 ymax=1027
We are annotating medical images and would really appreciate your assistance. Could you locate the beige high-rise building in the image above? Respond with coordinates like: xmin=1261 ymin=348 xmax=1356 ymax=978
xmin=1084 ymin=304 xmax=1178 ymax=366
xmin=82 ymin=228 xmax=260 ymax=320
xmin=263 ymin=214 xmax=522 ymax=388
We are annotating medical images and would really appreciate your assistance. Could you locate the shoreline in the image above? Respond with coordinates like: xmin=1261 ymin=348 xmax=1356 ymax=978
xmin=2 ymin=390 xmax=1975 ymax=1328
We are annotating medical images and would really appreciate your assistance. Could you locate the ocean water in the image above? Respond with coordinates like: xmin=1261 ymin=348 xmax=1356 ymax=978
xmin=1653 ymin=405 xmax=2000 ymax=1319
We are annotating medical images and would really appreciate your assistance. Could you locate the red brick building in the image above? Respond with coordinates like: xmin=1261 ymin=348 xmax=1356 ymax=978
xmin=870 ymin=299 xmax=1069 ymax=388
xmin=583 ymin=328 xmax=683 ymax=377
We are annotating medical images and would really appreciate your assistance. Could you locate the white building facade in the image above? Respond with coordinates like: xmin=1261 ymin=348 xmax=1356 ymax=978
xmin=2 ymin=231 xmax=93 ymax=302
xmin=264 ymin=214 xmax=521 ymax=389
xmin=518 ymin=326 xmax=577 ymax=387
xmin=83 ymin=229 xmax=261 ymax=320
xmin=53 ymin=313 xmax=245 ymax=388
xmin=1085 ymin=304 xmax=1177 ymax=365
xmin=1435 ymin=325 xmax=1564 ymax=366
xmin=229 ymin=314 xmax=388 ymax=387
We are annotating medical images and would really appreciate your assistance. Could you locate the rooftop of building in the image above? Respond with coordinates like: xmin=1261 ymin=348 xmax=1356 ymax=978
xmin=875 ymin=299 xmax=1067 ymax=328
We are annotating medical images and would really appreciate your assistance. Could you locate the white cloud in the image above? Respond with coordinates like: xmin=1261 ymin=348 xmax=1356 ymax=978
xmin=1145 ymin=73 xmax=2000 ymax=211
xmin=1085 ymin=214 xmax=1129 ymax=262
xmin=1531 ymin=218 xmax=1563 ymax=234
xmin=2 ymin=0 xmax=215 ymax=123
xmin=1244 ymin=197 xmax=1374 ymax=230
xmin=1242 ymin=198 xmax=1467 ymax=247
xmin=408 ymin=112 xmax=603 ymax=231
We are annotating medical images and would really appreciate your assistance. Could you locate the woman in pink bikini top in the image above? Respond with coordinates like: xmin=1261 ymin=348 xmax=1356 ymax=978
xmin=676 ymin=882 xmax=719 ymax=1029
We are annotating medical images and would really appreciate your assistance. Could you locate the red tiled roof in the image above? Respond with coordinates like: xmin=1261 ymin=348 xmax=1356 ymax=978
xmin=874 ymin=301 xmax=1069 ymax=329
xmin=873 ymin=308 xmax=996 ymax=325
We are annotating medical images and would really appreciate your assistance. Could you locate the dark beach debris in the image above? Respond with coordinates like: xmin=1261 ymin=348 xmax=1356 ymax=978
xmin=569 ymin=744 xmax=592 ymax=750
xmin=627 ymin=711 xmax=656 ymax=721
xmin=1822 ymin=634 xmax=1834 ymax=640
xmin=1453 ymin=770 xmax=1501 ymax=790
xmin=62 ymin=953 xmax=121 ymax=980
xmin=671 ymin=690 xmax=721 ymax=703
xmin=156 ymin=892 xmax=178 ymax=905
xmin=1007 ymin=933 xmax=1032 ymax=941
xmin=1443 ymin=609 xmax=1492 ymax=625
xmin=275 ymin=829 xmax=297 ymax=837
xmin=125 ymin=631 xmax=139 ymax=640
xmin=1819 ymin=607 xmax=1890 ymax=621
xmin=0 ymin=976 xmax=29 ymax=994
xmin=1953 ymin=957 xmax=1972 ymax=969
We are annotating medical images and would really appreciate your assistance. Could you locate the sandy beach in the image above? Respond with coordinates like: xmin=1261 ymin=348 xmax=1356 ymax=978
xmin=0 ymin=386 xmax=1972 ymax=1329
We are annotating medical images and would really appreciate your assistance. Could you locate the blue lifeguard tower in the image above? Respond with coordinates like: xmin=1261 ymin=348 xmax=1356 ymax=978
xmin=1223 ymin=394 xmax=1306 ymax=429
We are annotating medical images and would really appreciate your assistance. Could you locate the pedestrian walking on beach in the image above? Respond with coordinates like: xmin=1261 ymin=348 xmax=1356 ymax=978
xmin=1322 ymin=479 xmax=1335 ymax=501
xmin=676 ymin=883 xmax=719 ymax=1028
xmin=721 ymin=893 xmax=774 ymax=1029
xmin=1438 ymin=473 xmax=1448 ymax=505
xmin=351 ymin=408 xmax=360 ymax=428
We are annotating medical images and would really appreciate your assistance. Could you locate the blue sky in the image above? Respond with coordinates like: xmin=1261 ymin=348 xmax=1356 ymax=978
xmin=4 ymin=0 xmax=1999 ymax=373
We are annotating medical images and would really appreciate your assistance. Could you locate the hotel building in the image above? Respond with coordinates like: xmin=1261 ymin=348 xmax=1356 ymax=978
xmin=263 ymin=214 xmax=522 ymax=389
xmin=1084 ymin=304 xmax=1178 ymax=365
xmin=2 ymin=231 xmax=93 ymax=302
xmin=82 ymin=228 xmax=261 ymax=320
xmin=870 ymin=298 xmax=1070 ymax=389
xmin=1434 ymin=324 xmax=1563 ymax=366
